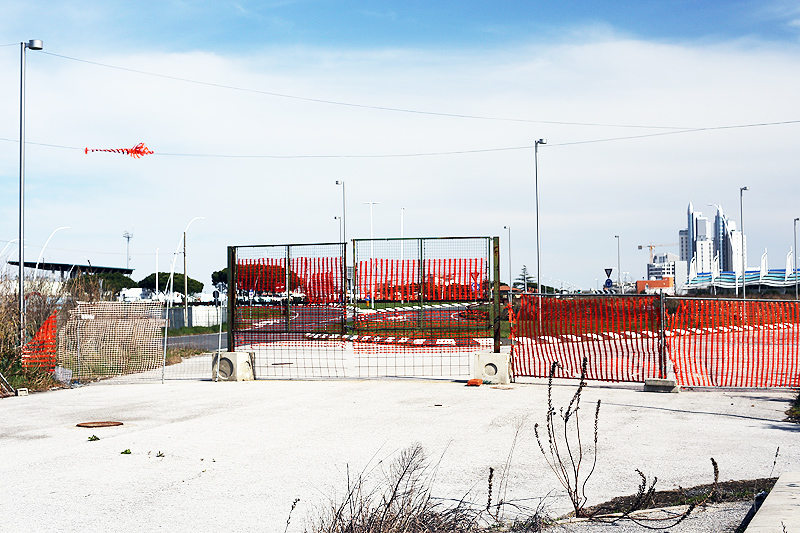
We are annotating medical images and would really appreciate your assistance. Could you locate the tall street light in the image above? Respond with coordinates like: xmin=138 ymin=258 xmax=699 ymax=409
xmin=534 ymin=139 xmax=546 ymax=295
xmin=182 ymin=216 xmax=205 ymax=327
xmin=794 ymin=217 xmax=799 ymax=300
xmin=503 ymin=225 xmax=512 ymax=297
xmin=19 ymin=39 xmax=43 ymax=346
xmin=336 ymin=181 xmax=347 ymax=295
xmin=363 ymin=202 xmax=379 ymax=308
xmin=615 ymin=235 xmax=621 ymax=293
xmin=155 ymin=248 xmax=159 ymax=294
xmin=33 ymin=226 xmax=69 ymax=281
xmin=334 ymin=216 xmax=342 ymax=243
xmin=400 ymin=207 xmax=405 ymax=303
xmin=123 ymin=230 xmax=133 ymax=270
xmin=335 ymin=181 xmax=347 ymax=243
xmin=0 ymin=240 xmax=19 ymax=280
xmin=740 ymin=186 xmax=748 ymax=300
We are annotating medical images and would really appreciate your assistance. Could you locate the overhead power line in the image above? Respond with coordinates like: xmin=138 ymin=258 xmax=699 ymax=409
xmin=40 ymin=50 xmax=689 ymax=130
xmin=2 ymin=117 xmax=800 ymax=158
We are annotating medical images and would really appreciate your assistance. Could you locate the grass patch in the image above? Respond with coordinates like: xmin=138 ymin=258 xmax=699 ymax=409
xmin=0 ymin=355 xmax=64 ymax=393
xmin=786 ymin=391 xmax=800 ymax=422
xmin=168 ymin=324 xmax=227 ymax=336
xmin=165 ymin=346 xmax=205 ymax=366
xmin=583 ymin=478 xmax=777 ymax=516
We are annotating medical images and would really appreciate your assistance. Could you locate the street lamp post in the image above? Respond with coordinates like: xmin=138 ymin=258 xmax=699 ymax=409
xmin=182 ymin=217 xmax=204 ymax=327
xmin=334 ymin=216 xmax=342 ymax=243
xmin=534 ymin=139 xmax=546 ymax=295
xmin=123 ymin=231 xmax=133 ymax=270
xmin=363 ymin=202 xmax=379 ymax=308
xmin=740 ymin=187 xmax=748 ymax=300
xmin=335 ymin=181 xmax=347 ymax=243
xmin=504 ymin=225 xmax=512 ymax=299
xmin=400 ymin=207 xmax=405 ymax=303
xmin=0 ymin=240 xmax=19 ymax=280
xmin=336 ymin=181 xmax=347 ymax=300
xmin=33 ymin=226 xmax=69 ymax=281
xmin=19 ymin=38 xmax=43 ymax=346
xmin=794 ymin=218 xmax=799 ymax=300
xmin=615 ymin=235 xmax=621 ymax=293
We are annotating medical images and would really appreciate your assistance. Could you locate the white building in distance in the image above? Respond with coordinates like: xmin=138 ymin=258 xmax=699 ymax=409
xmin=679 ymin=203 xmax=746 ymax=278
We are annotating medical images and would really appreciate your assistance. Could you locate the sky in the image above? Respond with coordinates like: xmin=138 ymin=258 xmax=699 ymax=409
xmin=2 ymin=1 xmax=800 ymax=292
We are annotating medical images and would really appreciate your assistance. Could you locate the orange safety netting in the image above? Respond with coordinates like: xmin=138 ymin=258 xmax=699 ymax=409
xmin=21 ymin=310 xmax=58 ymax=371
xmin=511 ymin=295 xmax=800 ymax=388
xmin=237 ymin=256 xmax=342 ymax=304
xmin=666 ymin=299 xmax=800 ymax=388
xmin=85 ymin=142 xmax=153 ymax=158
xmin=511 ymin=295 xmax=664 ymax=382
xmin=355 ymin=258 xmax=485 ymax=302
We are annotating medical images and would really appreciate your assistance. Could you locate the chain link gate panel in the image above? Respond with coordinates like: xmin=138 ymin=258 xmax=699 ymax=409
xmin=351 ymin=237 xmax=494 ymax=377
xmin=228 ymin=243 xmax=347 ymax=378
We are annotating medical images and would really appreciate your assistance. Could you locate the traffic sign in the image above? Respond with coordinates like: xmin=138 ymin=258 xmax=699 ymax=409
xmin=604 ymin=278 xmax=613 ymax=289
xmin=605 ymin=268 xmax=613 ymax=278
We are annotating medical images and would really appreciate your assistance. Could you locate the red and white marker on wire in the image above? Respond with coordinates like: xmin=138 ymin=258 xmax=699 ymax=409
xmin=85 ymin=142 xmax=153 ymax=158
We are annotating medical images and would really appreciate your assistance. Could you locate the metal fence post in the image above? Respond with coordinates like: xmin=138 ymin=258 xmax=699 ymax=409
xmin=286 ymin=245 xmax=292 ymax=333
xmin=659 ymin=290 xmax=666 ymax=378
xmin=493 ymin=236 xmax=501 ymax=353
xmin=227 ymin=246 xmax=236 ymax=352
xmin=418 ymin=238 xmax=424 ymax=328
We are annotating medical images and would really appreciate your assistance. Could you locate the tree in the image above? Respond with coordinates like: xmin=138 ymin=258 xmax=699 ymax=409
xmin=86 ymin=273 xmax=138 ymax=297
xmin=211 ymin=267 xmax=228 ymax=292
xmin=138 ymin=272 xmax=203 ymax=295
xmin=514 ymin=265 xmax=536 ymax=291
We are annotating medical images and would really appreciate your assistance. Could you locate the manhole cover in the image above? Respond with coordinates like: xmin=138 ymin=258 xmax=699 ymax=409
xmin=76 ymin=421 xmax=123 ymax=428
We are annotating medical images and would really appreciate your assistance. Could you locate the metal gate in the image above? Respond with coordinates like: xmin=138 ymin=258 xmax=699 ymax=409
xmin=227 ymin=243 xmax=347 ymax=378
xmin=228 ymin=237 xmax=499 ymax=378
xmin=351 ymin=237 xmax=496 ymax=377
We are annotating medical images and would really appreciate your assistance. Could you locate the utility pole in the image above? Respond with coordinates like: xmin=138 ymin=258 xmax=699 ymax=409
xmin=123 ymin=230 xmax=133 ymax=270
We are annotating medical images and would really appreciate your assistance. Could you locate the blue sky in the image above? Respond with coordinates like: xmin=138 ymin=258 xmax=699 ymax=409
xmin=2 ymin=1 xmax=800 ymax=291
xmin=8 ymin=1 xmax=800 ymax=50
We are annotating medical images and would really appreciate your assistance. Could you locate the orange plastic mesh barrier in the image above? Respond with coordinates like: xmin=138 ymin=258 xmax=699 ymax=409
xmin=355 ymin=258 xmax=485 ymax=302
xmin=667 ymin=298 xmax=800 ymax=387
xmin=21 ymin=310 xmax=58 ymax=371
xmin=237 ymin=256 xmax=342 ymax=305
xmin=511 ymin=295 xmax=664 ymax=382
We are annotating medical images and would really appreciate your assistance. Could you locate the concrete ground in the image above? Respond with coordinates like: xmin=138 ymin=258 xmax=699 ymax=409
xmin=1 ymin=377 xmax=797 ymax=532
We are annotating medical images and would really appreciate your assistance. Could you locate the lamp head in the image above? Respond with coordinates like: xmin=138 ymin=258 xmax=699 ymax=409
xmin=537 ymin=138 xmax=547 ymax=145
xmin=26 ymin=40 xmax=43 ymax=50
xmin=741 ymin=186 xmax=749 ymax=192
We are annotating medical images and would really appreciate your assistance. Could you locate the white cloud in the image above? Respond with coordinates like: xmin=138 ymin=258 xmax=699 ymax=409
xmin=1 ymin=35 xmax=799 ymax=288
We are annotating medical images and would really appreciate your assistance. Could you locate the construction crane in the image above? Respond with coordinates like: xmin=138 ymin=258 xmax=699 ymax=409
xmin=638 ymin=242 xmax=678 ymax=264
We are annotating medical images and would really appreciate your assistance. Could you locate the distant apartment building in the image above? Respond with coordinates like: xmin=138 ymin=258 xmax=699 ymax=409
xmin=645 ymin=252 xmax=687 ymax=294
xmin=680 ymin=203 xmax=746 ymax=277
